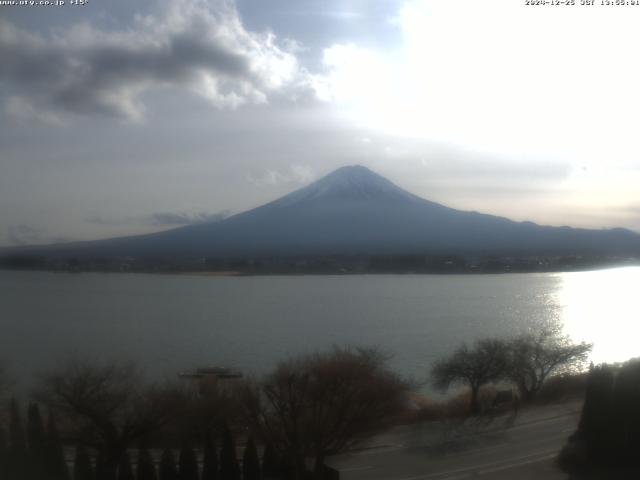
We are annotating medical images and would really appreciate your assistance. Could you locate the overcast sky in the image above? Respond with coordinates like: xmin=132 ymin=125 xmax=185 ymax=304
xmin=1 ymin=0 xmax=640 ymax=246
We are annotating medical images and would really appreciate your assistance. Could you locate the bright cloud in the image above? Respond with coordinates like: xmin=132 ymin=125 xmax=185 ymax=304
xmin=247 ymin=164 xmax=317 ymax=187
xmin=315 ymin=0 xmax=640 ymax=162
xmin=311 ymin=0 xmax=640 ymax=218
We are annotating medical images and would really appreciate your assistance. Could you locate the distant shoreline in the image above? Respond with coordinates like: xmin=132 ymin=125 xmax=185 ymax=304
xmin=2 ymin=249 xmax=639 ymax=276
xmin=181 ymin=270 xmax=245 ymax=277
xmin=2 ymin=259 xmax=639 ymax=277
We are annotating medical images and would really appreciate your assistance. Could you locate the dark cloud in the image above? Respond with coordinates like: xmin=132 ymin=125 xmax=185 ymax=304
xmin=0 ymin=0 xmax=310 ymax=121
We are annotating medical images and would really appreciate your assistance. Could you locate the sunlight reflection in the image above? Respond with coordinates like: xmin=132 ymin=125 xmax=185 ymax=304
xmin=558 ymin=266 xmax=640 ymax=365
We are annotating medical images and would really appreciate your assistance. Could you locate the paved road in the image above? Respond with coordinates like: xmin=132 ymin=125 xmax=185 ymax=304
xmin=329 ymin=402 xmax=582 ymax=480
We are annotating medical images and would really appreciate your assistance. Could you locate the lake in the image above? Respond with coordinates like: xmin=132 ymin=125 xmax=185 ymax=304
xmin=1 ymin=267 xmax=638 ymax=390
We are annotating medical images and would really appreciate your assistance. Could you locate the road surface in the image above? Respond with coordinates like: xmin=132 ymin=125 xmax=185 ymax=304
xmin=329 ymin=402 xmax=581 ymax=480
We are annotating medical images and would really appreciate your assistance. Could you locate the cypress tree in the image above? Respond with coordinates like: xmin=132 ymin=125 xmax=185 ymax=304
xmin=159 ymin=448 xmax=178 ymax=480
xmin=178 ymin=443 xmax=199 ymax=480
xmin=117 ymin=451 xmax=135 ymax=480
xmin=73 ymin=444 xmax=95 ymax=480
xmin=261 ymin=444 xmax=279 ymax=479
xmin=46 ymin=412 xmax=70 ymax=480
xmin=137 ymin=445 xmax=157 ymax=480
xmin=95 ymin=450 xmax=109 ymax=480
xmin=577 ymin=365 xmax=615 ymax=463
xmin=9 ymin=399 xmax=26 ymax=452
xmin=242 ymin=438 xmax=260 ymax=480
xmin=201 ymin=434 xmax=218 ymax=480
xmin=219 ymin=425 xmax=240 ymax=480
xmin=0 ymin=425 xmax=8 ymax=480
xmin=8 ymin=399 xmax=27 ymax=480
xmin=611 ymin=361 xmax=640 ymax=463
xmin=27 ymin=403 xmax=47 ymax=478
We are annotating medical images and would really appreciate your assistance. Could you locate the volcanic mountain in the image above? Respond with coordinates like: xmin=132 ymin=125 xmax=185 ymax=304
xmin=5 ymin=165 xmax=640 ymax=259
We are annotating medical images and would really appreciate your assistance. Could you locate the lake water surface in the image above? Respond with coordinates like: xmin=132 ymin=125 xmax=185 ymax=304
xmin=1 ymin=267 xmax=638 ymax=389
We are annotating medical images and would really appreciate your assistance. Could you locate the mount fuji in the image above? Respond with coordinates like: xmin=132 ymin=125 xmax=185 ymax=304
xmin=4 ymin=165 xmax=640 ymax=260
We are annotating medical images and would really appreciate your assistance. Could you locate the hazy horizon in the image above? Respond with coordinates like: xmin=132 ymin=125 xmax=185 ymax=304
xmin=3 ymin=163 xmax=640 ymax=249
xmin=2 ymin=0 xmax=640 ymax=246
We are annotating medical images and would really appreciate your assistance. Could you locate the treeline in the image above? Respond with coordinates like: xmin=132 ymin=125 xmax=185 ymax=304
xmin=2 ymin=252 xmax=636 ymax=274
xmin=0 ymin=334 xmax=618 ymax=479
xmin=0 ymin=402 xmax=299 ymax=480
xmin=0 ymin=347 xmax=407 ymax=480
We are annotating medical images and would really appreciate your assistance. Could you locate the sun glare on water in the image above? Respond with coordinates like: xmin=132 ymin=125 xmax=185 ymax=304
xmin=557 ymin=266 xmax=640 ymax=366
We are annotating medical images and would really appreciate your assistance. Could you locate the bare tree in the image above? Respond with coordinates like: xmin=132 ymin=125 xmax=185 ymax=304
xmin=175 ymin=377 xmax=240 ymax=441
xmin=507 ymin=327 xmax=592 ymax=402
xmin=240 ymin=347 xmax=409 ymax=480
xmin=431 ymin=339 xmax=509 ymax=415
xmin=35 ymin=360 xmax=184 ymax=480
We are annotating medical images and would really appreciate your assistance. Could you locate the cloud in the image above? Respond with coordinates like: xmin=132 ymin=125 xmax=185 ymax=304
xmin=7 ymin=225 xmax=44 ymax=246
xmin=7 ymin=225 xmax=69 ymax=246
xmin=149 ymin=211 xmax=229 ymax=226
xmin=311 ymin=0 xmax=640 ymax=164
xmin=247 ymin=164 xmax=316 ymax=187
xmin=359 ymin=137 xmax=572 ymax=184
xmin=86 ymin=211 xmax=230 ymax=227
xmin=0 ymin=0 xmax=311 ymax=122
xmin=625 ymin=206 xmax=640 ymax=216
xmin=5 ymin=96 xmax=66 ymax=126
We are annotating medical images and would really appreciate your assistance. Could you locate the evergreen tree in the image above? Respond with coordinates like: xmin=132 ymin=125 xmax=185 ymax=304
xmin=73 ymin=444 xmax=95 ymax=480
xmin=261 ymin=444 xmax=281 ymax=479
xmin=9 ymin=399 xmax=26 ymax=452
xmin=0 ymin=425 xmax=8 ymax=480
xmin=95 ymin=450 xmax=109 ymax=480
xmin=137 ymin=445 xmax=157 ymax=480
xmin=8 ymin=399 xmax=27 ymax=480
xmin=576 ymin=365 xmax=615 ymax=463
xmin=46 ymin=412 xmax=70 ymax=480
xmin=611 ymin=360 xmax=640 ymax=463
xmin=27 ymin=403 xmax=47 ymax=478
xmin=117 ymin=451 xmax=135 ymax=480
xmin=219 ymin=425 xmax=240 ymax=480
xmin=159 ymin=448 xmax=178 ymax=480
xmin=201 ymin=434 xmax=218 ymax=480
xmin=242 ymin=438 xmax=260 ymax=480
xmin=178 ymin=443 xmax=199 ymax=480
xmin=565 ymin=361 xmax=640 ymax=471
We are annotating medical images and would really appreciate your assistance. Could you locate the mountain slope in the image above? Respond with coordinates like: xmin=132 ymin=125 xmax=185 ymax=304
xmin=5 ymin=165 xmax=640 ymax=258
